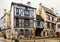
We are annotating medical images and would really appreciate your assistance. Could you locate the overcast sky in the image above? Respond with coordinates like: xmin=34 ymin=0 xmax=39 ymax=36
xmin=0 ymin=0 xmax=60 ymax=18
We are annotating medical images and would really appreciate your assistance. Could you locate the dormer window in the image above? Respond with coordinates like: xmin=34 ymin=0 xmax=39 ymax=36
xmin=24 ymin=10 xmax=30 ymax=16
xmin=16 ymin=8 xmax=19 ymax=14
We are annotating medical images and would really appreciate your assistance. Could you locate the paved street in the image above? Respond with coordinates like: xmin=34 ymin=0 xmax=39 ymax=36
xmin=0 ymin=38 xmax=12 ymax=42
xmin=0 ymin=38 xmax=60 ymax=42
xmin=0 ymin=39 xmax=4 ymax=42
xmin=0 ymin=40 xmax=4 ymax=42
xmin=19 ymin=39 xmax=60 ymax=42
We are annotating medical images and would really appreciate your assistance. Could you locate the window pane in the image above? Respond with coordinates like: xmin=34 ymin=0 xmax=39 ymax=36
xmin=37 ymin=21 xmax=40 ymax=26
xmin=52 ymin=17 xmax=54 ymax=21
xmin=16 ymin=18 xmax=19 ymax=23
xmin=16 ymin=8 xmax=19 ymax=14
xmin=40 ymin=22 xmax=44 ymax=28
xmin=16 ymin=18 xmax=19 ymax=28
xmin=48 ymin=15 xmax=50 ymax=20
xmin=24 ymin=10 xmax=29 ymax=16
xmin=24 ymin=29 xmax=29 ymax=38
xmin=58 ymin=24 xmax=60 ymax=28
xmin=20 ymin=29 xmax=24 ymax=35
xmin=24 ymin=19 xmax=30 ymax=27
xmin=47 ymin=22 xmax=50 ymax=28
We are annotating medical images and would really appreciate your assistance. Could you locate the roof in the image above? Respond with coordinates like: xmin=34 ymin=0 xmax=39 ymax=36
xmin=41 ymin=5 xmax=57 ymax=17
xmin=36 ymin=15 xmax=44 ymax=21
xmin=11 ymin=2 xmax=36 ymax=9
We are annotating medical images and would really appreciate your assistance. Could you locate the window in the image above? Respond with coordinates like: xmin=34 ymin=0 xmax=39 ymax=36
xmin=31 ymin=12 xmax=34 ymax=18
xmin=47 ymin=22 xmax=50 ymax=28
xmin=52 ymin=23 xmax=54 ymax=29
xmin=40 ymin=22 xmax=44 ymax=28
xmin=24 ymin=19 xmax=30 ymax=27
xmin=58 ymin=24 xmax=60 ymax=28
xmin=16 ymin=18 xmax=19 ymax=28
xmin=20 ymin=29 xmax=23 ymax=35
xmin=43 ymin=32 xmax=45 ymax=36
xmin=48 ymin=15 xmax=50 ymax=20
xmin=37 ymin=21 xmax=40 ymax=26
xmin=16 ymin=8 xmax=19 ymax=14
xmin=52 ymin=17 xmax=54 ymax=21
xmin=24 ymin=10 xmax=29 ymax=16
xmin=25 ymin=29 xmax=29 ymax=37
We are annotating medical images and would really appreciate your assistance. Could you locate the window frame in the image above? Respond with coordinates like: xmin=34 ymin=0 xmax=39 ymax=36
xmin=24 ymin=19 xmax=30 ymax=27
xmin=47 ymin=22 xmax=50 ymax=29
xmin=37 ymin=20 xmax=40 ymax=26
xmin=16 ymin=8 xmax=19 ymax=14
xmin=58 ymin=24 xmax=60 ymax=28
xmin=52 ymin=17 xmax=54 ymax=21
xmin=16 ymin=18 xmax=19 ymax=28
xmin=24 ymin=9 xmax=30 ymax=16
xmin=48 ymin=15 xmax=50 ymax=20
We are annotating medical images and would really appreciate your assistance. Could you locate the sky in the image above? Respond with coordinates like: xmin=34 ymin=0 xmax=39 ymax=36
xmin=0 ymin=0 xmax=60 ymax=17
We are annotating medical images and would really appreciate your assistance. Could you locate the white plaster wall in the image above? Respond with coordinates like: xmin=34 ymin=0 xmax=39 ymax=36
xmin=11 ymin=6 xmax=14 ymax=29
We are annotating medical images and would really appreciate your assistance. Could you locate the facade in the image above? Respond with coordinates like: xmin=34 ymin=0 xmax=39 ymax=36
xmin=35 ymin=15 xmax=44 ymax=37
xmin=5 ymin=2 xmax=36 ymax=39
xmin=0 ymin=2 xmax=44 ymax=38
xmin=37 ymin=3 xmax=57 ymax=37
xmin=0 ymin=9 xmax=11 ymax=38
xmin=0 ymin=2 xmax=58 ymax=39
xmin=56 ymin=16 xmax=60 ymax=37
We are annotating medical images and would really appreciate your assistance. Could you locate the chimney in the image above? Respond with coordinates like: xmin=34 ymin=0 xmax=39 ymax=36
xmin=39 ymin=3 xmax=42 ymax=6
xmin=26 ymin=1 xmax=31 ymax=6
xmin=51 ymin=7 xmax=54 ymax=12
xmin=4 ymin=9 xmax=7 ymax=15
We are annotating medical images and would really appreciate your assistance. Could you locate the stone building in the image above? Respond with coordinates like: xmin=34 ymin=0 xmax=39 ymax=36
xmin=37 ymin=3 xmax=57 ymax=37
xmin=0 ymin=9 xmax=11 ymax=38
xmin=35 ymin=15 xmax=44 ymax=37
xmin=56 ymin=16 xmax=60 ymax=37
xmin=0 ymin=2 xmax=36 ymax=39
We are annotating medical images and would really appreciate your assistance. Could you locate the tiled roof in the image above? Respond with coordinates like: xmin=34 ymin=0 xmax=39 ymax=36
xmin=11 ymin=2 xmax=36 ymax=9
xmin=41 ymin=5 xmax=57 ymax=17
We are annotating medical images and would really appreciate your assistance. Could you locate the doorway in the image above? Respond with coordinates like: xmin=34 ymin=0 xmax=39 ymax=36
xmin=35 ymin=28 xmax=43 ymax=36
